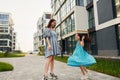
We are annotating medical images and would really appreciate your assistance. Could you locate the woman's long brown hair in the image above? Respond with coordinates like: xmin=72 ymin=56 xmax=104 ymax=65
xmin=47 ymin=19 xmax=56 ymax=28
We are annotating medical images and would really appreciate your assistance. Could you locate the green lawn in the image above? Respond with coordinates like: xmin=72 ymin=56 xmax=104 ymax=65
xmin=0 ymin=52 xmax=26 ymax=58
xmin=55 ymin=56 xmax=120 ymax=78
xmin=0 ymin=62 xmax=13 ymax=72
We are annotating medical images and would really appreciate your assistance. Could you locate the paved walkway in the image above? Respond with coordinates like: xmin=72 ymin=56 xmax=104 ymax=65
xmin=0 ymin=54 xmax=120 ymax=80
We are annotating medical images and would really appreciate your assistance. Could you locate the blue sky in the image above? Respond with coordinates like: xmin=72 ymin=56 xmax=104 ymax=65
xmin=0 ymin=0 xmax=51 ymax=52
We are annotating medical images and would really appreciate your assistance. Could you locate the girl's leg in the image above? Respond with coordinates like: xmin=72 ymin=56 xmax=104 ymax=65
xmin=50 ymin=56 xmax=54 ymax=73
xmin=83 ymin=66 xmax=88 ymax=73
xmin=80 ymin=66 xmax=86 ymax=75
xmin=44 ymin=56 xmax=52 ymax=76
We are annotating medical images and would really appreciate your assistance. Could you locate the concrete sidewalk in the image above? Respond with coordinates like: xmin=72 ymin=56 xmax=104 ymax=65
xmin=0 ymin=54 xmax=120 ymax=80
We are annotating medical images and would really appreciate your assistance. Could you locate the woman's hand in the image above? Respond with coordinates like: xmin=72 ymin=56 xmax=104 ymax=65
xmin=48 ymin=45 xmax=52 ymax=51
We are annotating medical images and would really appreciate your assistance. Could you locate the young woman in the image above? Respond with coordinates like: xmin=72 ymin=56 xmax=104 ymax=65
xmin=67 ymin=33 xmax=96 ymax=80
xmin=42 ymin=19 xmax=61 ymax=80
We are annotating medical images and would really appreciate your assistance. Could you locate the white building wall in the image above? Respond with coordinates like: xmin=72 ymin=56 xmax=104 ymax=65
xmin=34 ymin=12 xmax=51 ymax=51
xmin=75 ymin=6 xmax=89 ymax=31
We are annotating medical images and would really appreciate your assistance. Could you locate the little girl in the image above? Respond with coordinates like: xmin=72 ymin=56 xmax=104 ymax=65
xmin=67 ymin=33 xmax=96 ymax=80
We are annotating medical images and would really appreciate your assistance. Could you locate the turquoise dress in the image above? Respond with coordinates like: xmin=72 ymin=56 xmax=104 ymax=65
xmin=67 ymin=42 xmax=96 ymax=67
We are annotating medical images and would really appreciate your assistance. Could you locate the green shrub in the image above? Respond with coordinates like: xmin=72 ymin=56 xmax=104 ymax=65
xmin=0 ymin=62 xmax=14 ymax=72
xmin=0 ymin=52 xmax=26 ymax=58
xmin=13 ymin=50 xmax=22 ymax=53
xmin=38 ymin=45 xmax=44 ymax=55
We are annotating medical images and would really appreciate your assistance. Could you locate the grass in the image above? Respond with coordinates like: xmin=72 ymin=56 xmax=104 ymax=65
xmin=0 ymin=52 xmax=26 ymax=58
xmin=87 ymin=58 xmax=120 ymax=78
xmin=0 ymin=62 xmax=14 ymax=72
xmin=55 ymin=56 xmax=68 ymax=63
xmin=55 ymin=56 xmax=120 ymax=78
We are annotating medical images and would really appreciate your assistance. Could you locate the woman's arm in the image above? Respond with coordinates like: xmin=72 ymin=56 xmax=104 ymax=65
xmin=46 ymin=37 xmax=51 ymax=50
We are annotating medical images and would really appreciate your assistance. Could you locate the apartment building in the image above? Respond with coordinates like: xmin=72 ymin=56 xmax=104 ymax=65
xmin=34 ymin=12 xmax=51 ymax=51
xmin=51 ymin=0 xmax=120 ymax=56
xmin=0 ymin=12 xmax=16 ymax=52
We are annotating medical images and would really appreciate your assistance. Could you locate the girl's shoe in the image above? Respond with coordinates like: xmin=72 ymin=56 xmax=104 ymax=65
xmin=49 ymin=73 xmax=58 ymax=79
xmin=80 ymin=75 xmax=89 ymax=80
xmin=42 ymin=75 xmax=49 ymax=80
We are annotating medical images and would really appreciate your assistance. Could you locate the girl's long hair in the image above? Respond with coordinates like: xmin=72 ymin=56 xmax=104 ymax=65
xmin=47 ymin=19 xmax=56 ymax=28
xmin=78 ymin=34 xmax=91 ymax=50
xmin=78 ymin=34 xmax=91 ymax=43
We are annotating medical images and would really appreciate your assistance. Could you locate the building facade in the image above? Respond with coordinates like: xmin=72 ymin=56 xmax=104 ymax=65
xmin=51 ymin=0 xmax=120 ymax=56
xmin=0 ymin=12 xmax=16 ymax=52
xmin=33 ymin=32 xmax=39 ymax=51
xmin=51 ymin=0 xmax=89 ymax=54
xmin=93 ymin=0 xmax=120 ymax=56
xmin=34 ymin=12 xmax=51 ymax=51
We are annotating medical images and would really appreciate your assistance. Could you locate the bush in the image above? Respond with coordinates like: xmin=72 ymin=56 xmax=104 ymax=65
xmin=38 ymin=45 xmax=44 ymax=55
xmin=0 ymin=52 xmax=26 ymax=58
xmin=13 ymin=50 xmax=22 ymax=53
xmin=0 ymin=62 xmax=14 ymax=72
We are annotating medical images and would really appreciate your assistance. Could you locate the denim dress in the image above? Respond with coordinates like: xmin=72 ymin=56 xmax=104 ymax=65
xmin=43 ymin=28 xmax=61 ymax=58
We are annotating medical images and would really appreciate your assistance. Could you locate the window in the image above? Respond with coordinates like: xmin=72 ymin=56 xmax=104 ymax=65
xmin=0 ymin=14 xmax=9 ymax=20
xmin=54 ymin=0 xmax=75 ymax=20
xmin=115 ymin=0 xmax=120 ymax=17
xmin=54 ymin=1 xmax=57 ymax=12
xmin=66 ymin=35 xmax=76 ymax=54
xmin=61 ymin=22 xmax=65 ymax=36
xmin=61 ymin=13 xmax=75 ymax=36
xmin=0 ymin=30 xmax=4 ymax=32
xmin=71 ymin=13 xmax=75 ymax=31
xmin=0 ymin=21 xmax=8 ymax=24
xmin=56 ymin=11 xmax=61 ymax=23
xmin=87 ymin=0 xmax=93 ymax=4
xmin=64 ymin=20 xmax=68 ymax=35
xmin=9 ymin=41 xmax=12 ymax=46
xmin=0 ymin=27 xmax=8 ymax=33
xmin=88 ymin=8 xmax=95 ymax=28
xmin=0 ymin=40 xmax=7 ymax=46
xmin=71 ymin=0 xmax=75 ymax=8
xmin=89 ymin=32 xmax=97 ymax=55
xmin=46 ymin=14 xmax=51 ymax=19
xmin=67 ymin=17 xmax=72 ymax=33
xmin=56 ymin=26 xmax=60 ymax=38
xmin=67 ymin=37 xmax=72 ymax=53
xmin=61 ymin=3 xmax=67 ymax=19
xmin=76 ymin=0 xmax=84 ymax=6
xmin=71 ymin=35 xmax=76 ymax=52
xmin=66 ymin=0 xmax=71 ymax=13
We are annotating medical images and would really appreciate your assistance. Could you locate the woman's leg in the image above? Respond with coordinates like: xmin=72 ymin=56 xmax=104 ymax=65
xmin=80 ymin=66 xmax=86 ymax=75
xmin=50 ymin=56 xmax=54 ymax=73
xmin=44 ymin=56 xmax=52 ymax=76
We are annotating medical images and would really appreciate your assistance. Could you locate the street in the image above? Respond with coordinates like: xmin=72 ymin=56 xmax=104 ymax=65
xmin=0 ymin=54 xmax=120 ymax=80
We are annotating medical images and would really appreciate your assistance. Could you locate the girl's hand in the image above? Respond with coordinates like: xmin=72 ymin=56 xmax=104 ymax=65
xmin=60 ymin=46 xmax=62 ymax=51
xmin=82 ymin=35 xmax=85 ymax=40
xmin=48 ymin=45 xmax=52 ymax=51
